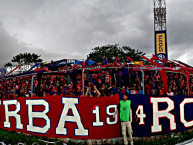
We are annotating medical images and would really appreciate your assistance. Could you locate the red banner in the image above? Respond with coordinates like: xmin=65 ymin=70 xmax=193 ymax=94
xmin=0 ymin=95 xmax=120 ymax=139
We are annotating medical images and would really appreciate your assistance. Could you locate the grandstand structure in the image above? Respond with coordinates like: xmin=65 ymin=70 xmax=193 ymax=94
xmin=0 ymin=55 xmax=193 ymax=98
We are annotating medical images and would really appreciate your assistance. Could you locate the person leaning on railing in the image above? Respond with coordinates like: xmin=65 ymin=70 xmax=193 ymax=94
xmin=110 ymin=83 xmax=118 ymax=97
xmin=85 ymin=85 xmax=101 ymax=97
xmin=100 ymin=84 xmax=108 ymax=96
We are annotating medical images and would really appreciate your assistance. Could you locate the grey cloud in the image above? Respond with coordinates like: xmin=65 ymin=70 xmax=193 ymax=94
xmin=0 ymin=0 xmax=193 ymax=68
xmin=0 ymin=24 xmax=83 ymax=68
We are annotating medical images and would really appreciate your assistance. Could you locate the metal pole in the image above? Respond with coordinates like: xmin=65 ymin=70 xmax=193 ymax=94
xmin=82 ymin=69 xmax=85 ymax=96
xmin=140 ymin=69 xmax=145 ymax=94
xmin=31 ymin=75 xmax=36 ymax=97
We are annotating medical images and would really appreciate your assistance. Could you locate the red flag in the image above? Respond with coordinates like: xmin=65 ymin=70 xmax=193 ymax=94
xmin=100 ymin=64 xmax=110 ymax=68
xmin=141 ymin=56 xmax=163 ymax=67
xmin=141 ymin=56 xmax=151 ymax=62
xmin=126 ymin=57 xmax=136 ymax=64
xmin=174 ymin=60 xmax=193 ymax=68
xmin=90 ymin=68 xmax=101 ymax=71
xmin=163 ymin=58 xmax=182 ymax=68
xmin=82 ymin=62 xmax=85 ymax=66
xmin=114 ymin=57 xmax=118 ymax=61
xmin=163 ymin=58 xmax=173 ymax=63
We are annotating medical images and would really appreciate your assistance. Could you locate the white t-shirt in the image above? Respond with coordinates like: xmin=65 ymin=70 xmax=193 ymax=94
xmin=130 ymin=90 xmax=138 ymax=94
xmin=167 ymin=92 xmax=174 ymax=96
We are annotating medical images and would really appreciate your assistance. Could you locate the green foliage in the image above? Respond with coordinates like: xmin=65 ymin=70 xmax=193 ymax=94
xmin=0 ymin=129 xmax=44 ymax=144
xmin=87 ymin=44 xmax=146 ymax=63
xmin=9 ymin=52 xmax=43 ymax=65
xmin=143 ymin=60 xmax=150 ymax=65
xmin=0 ymin=129 xmax=64 ymax=144
xmin=1 ymin=128 xmax=193 ymax=145
xmin=4 ymin=62 xmax=12 ymax=67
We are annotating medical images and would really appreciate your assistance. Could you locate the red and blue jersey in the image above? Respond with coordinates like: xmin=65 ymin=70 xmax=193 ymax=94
xmin=60 ymin=89 xmax=66 ymax=95
xmin=51 ymin=89 xmax=58 ymax=96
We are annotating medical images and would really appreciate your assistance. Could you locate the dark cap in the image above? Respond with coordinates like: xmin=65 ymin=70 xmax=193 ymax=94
xmin=122 ymin=92 xmax=128 ymax=96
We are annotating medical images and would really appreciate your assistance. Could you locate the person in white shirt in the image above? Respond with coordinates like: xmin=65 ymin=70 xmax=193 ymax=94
xmin=130 ymin=87 xmax=138 ymax=94
xmin=167 ymin=88 xmax=174 ymax=96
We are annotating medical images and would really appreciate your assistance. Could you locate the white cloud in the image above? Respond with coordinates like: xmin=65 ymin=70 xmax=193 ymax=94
xmin=0 ymin=0 xmax=193 ymax=67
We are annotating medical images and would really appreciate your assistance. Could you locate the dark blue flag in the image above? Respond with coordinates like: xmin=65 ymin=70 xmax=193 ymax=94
xmin=0 ymin=68 xmax=5 ymax=77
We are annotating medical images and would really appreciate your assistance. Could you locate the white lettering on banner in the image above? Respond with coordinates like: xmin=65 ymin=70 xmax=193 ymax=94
xmin=26 ymin=100 xmax=50 ymax=134
xmin=3 ymin=100 xmax=23 ymax=129
xmin=56 ymin=97 xmax=88 ymax=136
xmin=106 ymin=105 xmax=118 ymax=125
xmin=151 ymin=97 xmax=176 ymax=133
xmin=67 ymin=59 xmax=75 ymax=64
xmin=136 ymin=105 xmax=146 ymax=125
xmin=180 ymin=98 xmax=193 ymax=127
xmin=92 ymin=106 xmax=104 ymax=126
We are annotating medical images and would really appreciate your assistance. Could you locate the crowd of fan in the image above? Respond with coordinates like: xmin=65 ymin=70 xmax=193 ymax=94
xmin=0 ymin=57 xmax=190 ymax=99
xmin=144 ymin=72 xmax=188 ymax=96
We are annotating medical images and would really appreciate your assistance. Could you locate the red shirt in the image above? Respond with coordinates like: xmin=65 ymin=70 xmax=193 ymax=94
xmin=76 ymin=84 xmax=81 ymax=92
xmin=32 ymin=94 xmax=37 ymax=97
xmin=18 ymin=84 xmax=21 ymax=90
xmin=159 ymin=88 xmax=165 ymax=95
xmin=92 ymin=90 xmax=99 ymax=97
xmin=77 ymin=74 xmax=81 ymax=79
xmin=45 ymin=93 xmax=51 ymax=97
xmin=145 ymin=84 xmax=151 ymax=95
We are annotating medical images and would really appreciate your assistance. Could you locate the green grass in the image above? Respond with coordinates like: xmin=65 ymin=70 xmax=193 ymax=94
xmin=0 ymin=128 xmax=64 ymax=145
xmin=1 ymin=129 xmax=193 ymax=144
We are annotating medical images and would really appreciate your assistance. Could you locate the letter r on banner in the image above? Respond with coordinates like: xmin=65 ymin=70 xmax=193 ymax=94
xmin=3 ymin=100 xmax=23 ymax=129
xmin=26 ymin=99 xmax=50 ymax=134
xmin=56 ymin=97 xmax=88 ymax=136
xmin=151 ymin=97 xmax=176 ymax=133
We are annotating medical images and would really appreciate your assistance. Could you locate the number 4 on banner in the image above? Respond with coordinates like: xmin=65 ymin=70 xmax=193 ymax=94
xmin=136 ymin=105 xmax=146 ymax=125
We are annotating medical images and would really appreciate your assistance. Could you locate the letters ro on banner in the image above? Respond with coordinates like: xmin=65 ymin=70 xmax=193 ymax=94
xmin=128 ymin=95 xmax=193 ymax=137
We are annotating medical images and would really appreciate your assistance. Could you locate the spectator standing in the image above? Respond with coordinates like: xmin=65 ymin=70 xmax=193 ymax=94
xmin=130 ymin=87 xmax=138 ymax=94
xmin=92 ymin=85 xmax=101 ymax=97
xmin=105 ymin=71 xmax=111 ymax=88
xmin=113 ymin=93 xmax=134 ymax=145
xmin=110 ymin=83 xmax=118 ymax=96
xmin=137 ymin=86 xmax=143 ymax=95
xmin=167 ymin=88 xmax=174 ymax=96
xmin=100 ymin=84 xmax=108 ymax=96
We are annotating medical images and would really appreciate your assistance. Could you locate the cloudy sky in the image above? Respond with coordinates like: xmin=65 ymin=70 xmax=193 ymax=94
xmin=0 ymin=0 xmax=193 ymax=68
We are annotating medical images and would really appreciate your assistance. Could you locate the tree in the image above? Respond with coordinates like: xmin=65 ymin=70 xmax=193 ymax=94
xmin=87 ymin=44 xmax=146 ymax=63
xmin=4 ymin=53 xmax=43 ymax=67
xmin=4 ymin=62 xmax=12 ymax=67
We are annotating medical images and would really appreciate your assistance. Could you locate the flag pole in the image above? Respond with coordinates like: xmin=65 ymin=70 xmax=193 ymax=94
xmin=82 ymin=69 xmax=85 ymax=96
